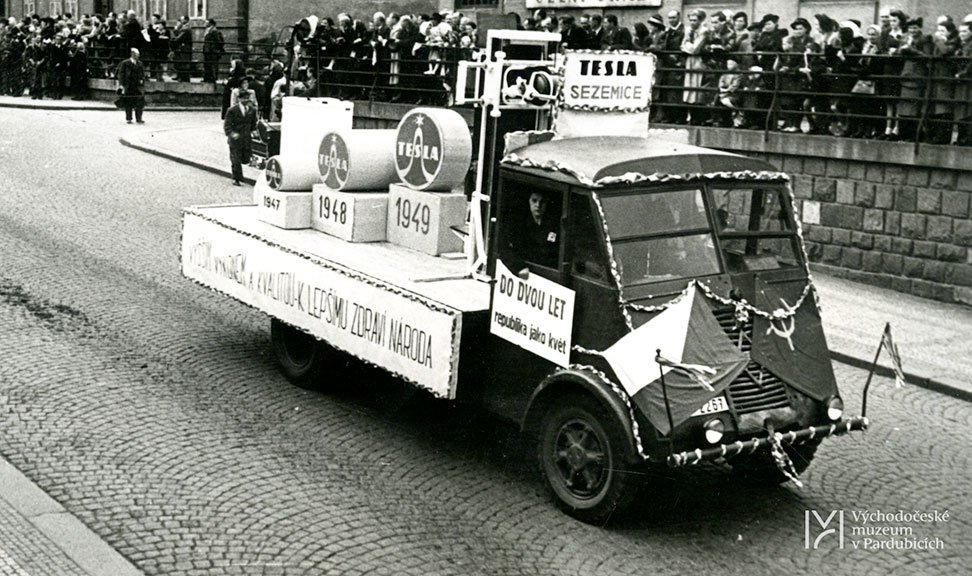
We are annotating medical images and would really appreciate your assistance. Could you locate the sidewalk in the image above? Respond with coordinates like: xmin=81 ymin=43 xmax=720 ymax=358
xmin=119 ymin=115 xmax=972 ymax=402
xmin=0 ymin=459 xmax=142 ymax=576
xmin=0 ymin=95 xmax=217 ymax=112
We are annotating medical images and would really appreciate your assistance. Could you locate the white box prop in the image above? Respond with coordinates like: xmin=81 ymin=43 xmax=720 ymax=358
xmin=386 ymin=184 xmax=466 ymax=256
xmin=318 ymin=130 xmax=398 ymax=191
xmin=253 ymin=168 xmax=271 ymax=205
xmin=257 ymin=188 xmax=312 ymax=229
xmin=311 ymin=185 xmax=388 ymax=242
xmin=280 ymin=97 xmax=353 ymax=163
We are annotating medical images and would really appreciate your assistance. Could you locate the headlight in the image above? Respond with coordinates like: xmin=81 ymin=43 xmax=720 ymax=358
xmin=827 ymin=396 xmax=844 ymax=421
xmin=704 ymin=418 xmax=725 ymax=444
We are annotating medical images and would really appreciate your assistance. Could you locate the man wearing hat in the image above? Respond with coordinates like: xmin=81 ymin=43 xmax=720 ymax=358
xmin=116 ymin=47 xmax=146 ymax=123
xmin=777 ymin=17 xmax=823 ymax=132
xmin=224 ymin=88 xmax=257 ymax=186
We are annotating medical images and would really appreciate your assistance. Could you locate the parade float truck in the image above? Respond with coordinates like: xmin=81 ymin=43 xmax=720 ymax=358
xmin=180 ymin=31 xmax=867 ymax=523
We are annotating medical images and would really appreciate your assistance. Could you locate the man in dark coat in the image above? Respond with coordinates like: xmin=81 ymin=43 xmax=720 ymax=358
xmin=121 ymin=10 xmax=145 ymax=52
xmin=202 ymin=18 xmax=225 ymax=82
xmin=171 ymin=16 xmax=192 ymax=81
xmin=657 ymin=10 xmax=686 ymax=122
xmin=558 ymin=16 xmax=588 ymax=51
xmin=116 ymin=47 xmax=146 ymax=123
xmin=224 ymin=89 xmax=257 ymax=186
xmin=600 ymin=14 xmax=633 ymax=51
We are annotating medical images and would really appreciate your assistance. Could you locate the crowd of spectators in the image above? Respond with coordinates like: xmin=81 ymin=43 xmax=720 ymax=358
xmin=281 ymin=10 xmax=479 ymax=108
xmin=0 ymin=10 xmax=212 ymax=100
xmin=546 ymin=7 xmax=972 ymax=145
xmin=4 ymin=5 xmax=972 ymax=146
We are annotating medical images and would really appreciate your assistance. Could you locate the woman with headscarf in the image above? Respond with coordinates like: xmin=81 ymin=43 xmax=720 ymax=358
xmin=927 ymin=20 xmax=961 ymax=143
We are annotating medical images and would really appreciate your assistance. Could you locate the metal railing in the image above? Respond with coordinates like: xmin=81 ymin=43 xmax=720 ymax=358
xmin=647 ymin=48 xmax=972 ymax=148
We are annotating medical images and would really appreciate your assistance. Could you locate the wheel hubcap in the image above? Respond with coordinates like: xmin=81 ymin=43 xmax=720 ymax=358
xmin=552 ymin=419 xmax=608 ymax=498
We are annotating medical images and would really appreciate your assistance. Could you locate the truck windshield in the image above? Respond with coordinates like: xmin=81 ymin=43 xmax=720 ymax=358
xmin=711 ymin=186 xmax=802 ymax=273
xmin=599 ymin=188 xmax=720 ymax=286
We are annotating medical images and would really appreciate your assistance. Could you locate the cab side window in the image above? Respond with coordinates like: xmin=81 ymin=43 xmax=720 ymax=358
xmin=499 ymin=184 xmax=563 ymax=275
xmin=569 ymin=194 xmax=608 ymax=282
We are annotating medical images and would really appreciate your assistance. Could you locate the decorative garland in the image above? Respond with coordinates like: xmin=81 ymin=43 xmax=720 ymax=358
xmin=769 ymin=432 xmax=804 ymax=487
xmin=569 ymin=364 xmax=651 ymax=461
xmin=501 ymin=153 xmax=791 ymax=190
xmin=589 ymin=191 xmax=634 ymax=331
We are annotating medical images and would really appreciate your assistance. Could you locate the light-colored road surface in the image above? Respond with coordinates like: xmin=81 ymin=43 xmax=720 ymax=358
xmin=0 ymin=109 xmax=969 ymax=575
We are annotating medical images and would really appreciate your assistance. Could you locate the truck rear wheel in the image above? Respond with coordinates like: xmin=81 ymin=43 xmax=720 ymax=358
xmin=538 ymin=394 xmax=639 ymax=524
xmin=270 ymin=319 xmax=332 ymax=389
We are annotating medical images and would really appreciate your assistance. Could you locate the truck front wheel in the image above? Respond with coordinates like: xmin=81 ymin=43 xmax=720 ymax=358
xmin=538 ymin=394 xmax=639 ymax=524
xmin=270 ymin=319 xmax=332 ymax=389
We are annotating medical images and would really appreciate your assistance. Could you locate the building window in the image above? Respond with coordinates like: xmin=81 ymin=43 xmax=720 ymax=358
xmin=24 ymin=0 xmax=36 ymax=16
xmin=455 ymin=0 xmax=499 ymax=7
xmin=188 ymin=0 xmax=206 ymax=19
xmin=64 ymin=0 xmax=78 ymax=16
xmin=151 ymin=0 xmax=167 ymax=20
xmin=49 ymin=1 xmax=61 ymax=16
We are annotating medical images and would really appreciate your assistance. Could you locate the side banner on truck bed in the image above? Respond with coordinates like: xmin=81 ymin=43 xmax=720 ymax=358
xmin=181 ymin=212 xmax=462 ymax=398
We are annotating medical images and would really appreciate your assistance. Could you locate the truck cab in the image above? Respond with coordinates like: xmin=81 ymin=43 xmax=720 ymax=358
xmin=477 ymin=135 xmax=865 ymax=522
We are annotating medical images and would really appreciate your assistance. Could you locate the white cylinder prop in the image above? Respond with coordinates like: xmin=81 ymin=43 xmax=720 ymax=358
xmin=318 ymin=130 xmax=398 ymax=191
xmin=264 ymin=155 xmax=321 ymax=191
xmin=394 ymin=108 xmax=472 ymax=191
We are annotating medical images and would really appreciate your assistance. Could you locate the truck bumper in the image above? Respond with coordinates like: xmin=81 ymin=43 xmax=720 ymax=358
xmin=666 ymin=416 xmax=869 ymax=468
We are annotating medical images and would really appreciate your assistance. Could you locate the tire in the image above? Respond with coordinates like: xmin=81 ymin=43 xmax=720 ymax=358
xmin=537 ymin=394 xmax=639 ymax=524
xmin=731 ymin=440 xmax=819 ymax=484
xmin=270 ymin=319 xmax=333 ymax=389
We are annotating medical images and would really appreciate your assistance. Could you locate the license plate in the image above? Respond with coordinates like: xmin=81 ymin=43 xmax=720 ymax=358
xmin=691 ymin=395 xmax=729 ymax=417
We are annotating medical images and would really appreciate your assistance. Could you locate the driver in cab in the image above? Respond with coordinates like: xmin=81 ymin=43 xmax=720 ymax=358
xmin=506 ymin=191 xmax=559 ymax=279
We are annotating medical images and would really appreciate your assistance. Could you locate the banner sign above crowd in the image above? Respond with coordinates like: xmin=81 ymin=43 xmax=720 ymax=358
xmin=526 ymin=0 xmax=662 ymax=8
xmin=562 ymin=50 xmax=655 ymax=112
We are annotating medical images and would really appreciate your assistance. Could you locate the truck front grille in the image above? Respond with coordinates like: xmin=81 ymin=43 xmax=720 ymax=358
xmin=728 ymin=363 xmax=791 ymax=414
xmin=712 ymin=307 xmax=753 ymax=352
xmin=712 ymin=305 xmax=791 ymax=415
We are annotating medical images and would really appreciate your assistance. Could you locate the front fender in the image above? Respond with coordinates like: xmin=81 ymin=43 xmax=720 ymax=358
xmin=520 ymin=366 xmax=645 ymax=463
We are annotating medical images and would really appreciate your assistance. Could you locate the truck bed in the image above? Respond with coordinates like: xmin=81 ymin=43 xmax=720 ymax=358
xmin=180 ymin=204 xmax=490 ymax=399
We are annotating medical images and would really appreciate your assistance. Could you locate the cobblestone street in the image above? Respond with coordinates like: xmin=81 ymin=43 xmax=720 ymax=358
xmin=0 ymin=108 xmax=969 ymax=575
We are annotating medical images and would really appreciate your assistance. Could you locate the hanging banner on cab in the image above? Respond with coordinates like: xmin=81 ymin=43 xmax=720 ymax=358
xmin=490 ymin=261 xmax=575 ymax=367
xmin=562 ymin=50 xmax=655 ymax=112
xmin=527 ymin=1 xmax=661 ymax=7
